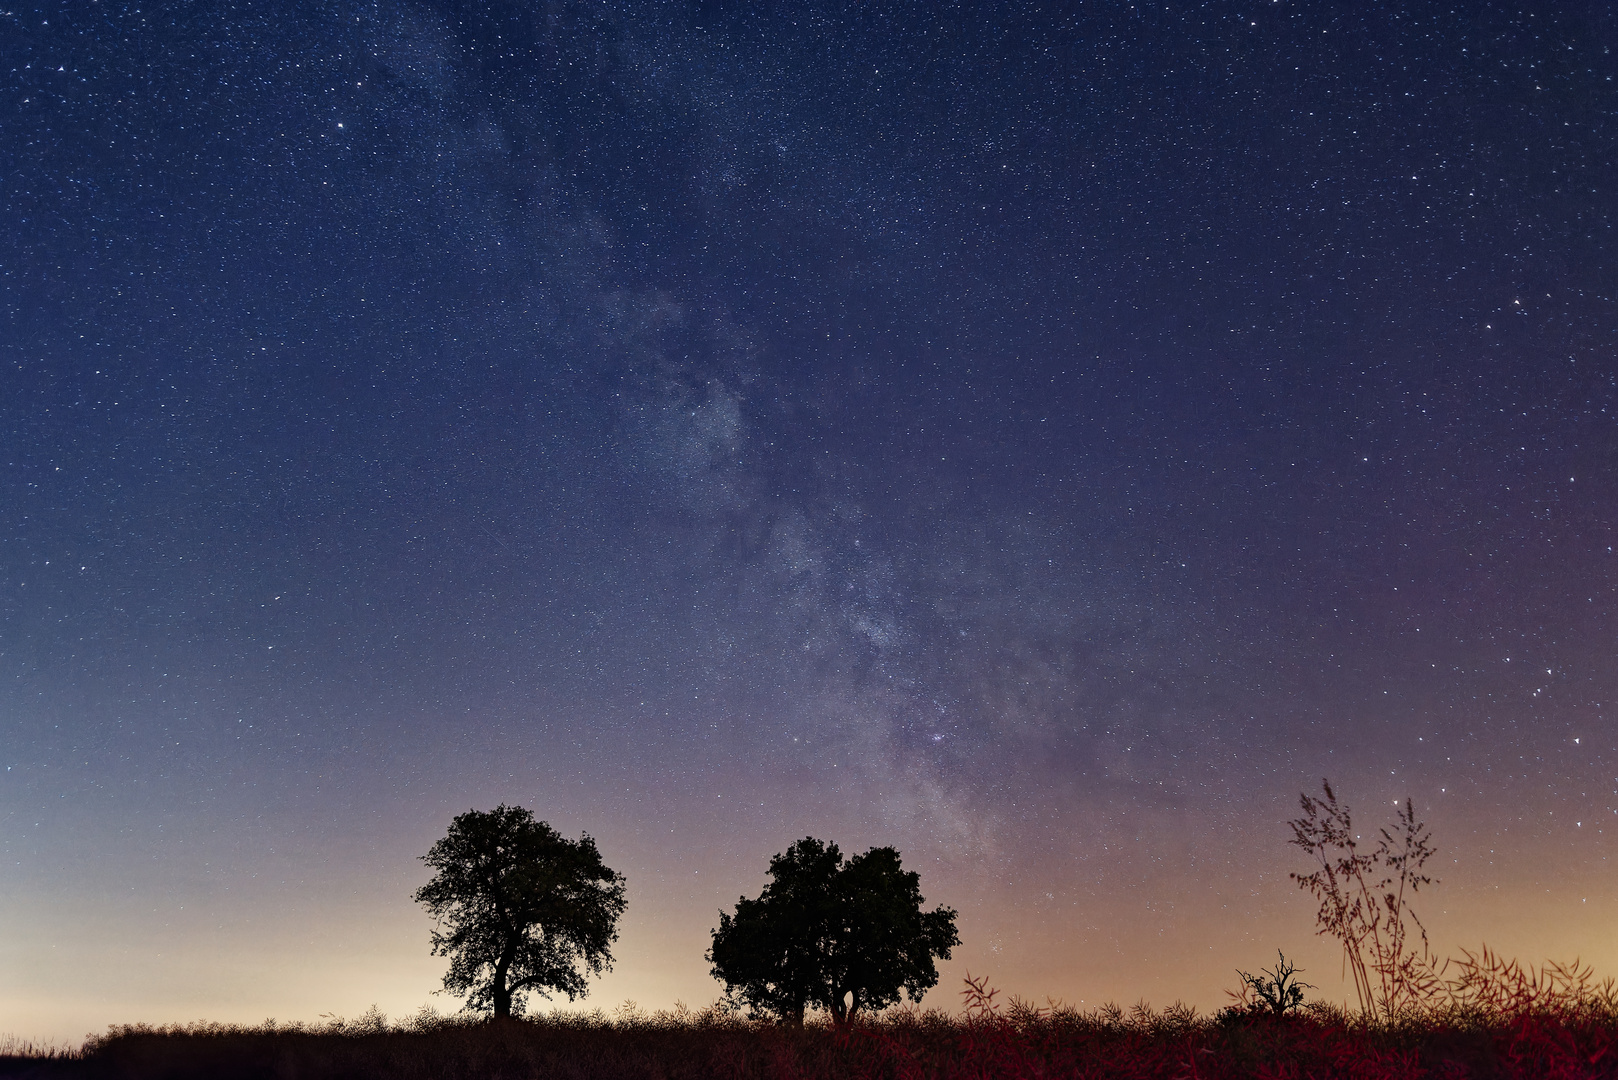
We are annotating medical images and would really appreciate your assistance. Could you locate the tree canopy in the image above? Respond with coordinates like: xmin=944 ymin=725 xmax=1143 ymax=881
xmin=708 ymin=837 xmax=960 ymax=1024
xmin=414 ymin=805 xmax=626 ymax=1018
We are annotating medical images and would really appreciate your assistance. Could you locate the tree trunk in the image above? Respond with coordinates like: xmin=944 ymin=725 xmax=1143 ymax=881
xmin=829 ymin=989 xmax=850 ymax=1027
xmin=492 ymin=947 xmax=514 ymax=1018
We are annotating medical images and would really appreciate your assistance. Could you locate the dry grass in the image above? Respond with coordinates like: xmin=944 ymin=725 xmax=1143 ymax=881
xmin=3 ymin=965 xmax=1617 ymax=1080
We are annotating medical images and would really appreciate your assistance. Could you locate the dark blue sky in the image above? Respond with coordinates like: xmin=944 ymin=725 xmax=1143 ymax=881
xmin=3 ymin=0 xmax=1616 ymax=1034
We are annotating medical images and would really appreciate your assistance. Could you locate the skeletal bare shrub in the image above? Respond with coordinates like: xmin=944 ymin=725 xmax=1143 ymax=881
xmin=1225 ymin=950 xmax=1314 ymax=1019
xmin=1289 ymin=779 xmax=1439 ymax=1021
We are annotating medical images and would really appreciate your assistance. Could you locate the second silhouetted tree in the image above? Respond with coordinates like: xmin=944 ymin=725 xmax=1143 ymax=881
xmin=708 ymin=837 xmax=959 ymax=1025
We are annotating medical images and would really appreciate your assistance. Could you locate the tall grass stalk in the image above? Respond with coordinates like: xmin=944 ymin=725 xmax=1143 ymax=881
xmin=1289 ymin=779 xmax=1439 ymax=1022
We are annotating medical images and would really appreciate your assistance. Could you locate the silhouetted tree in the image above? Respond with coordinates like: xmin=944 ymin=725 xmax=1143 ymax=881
xmin=825 ymin=845 xmax=960 ymax=1023
xmin=414 ymin=805 xmax=626 ymax=1018
xmin=708 ymin=837 xmax=959 ymax=1025
xmin=708 ymin=837 xmax=842 ymax=1024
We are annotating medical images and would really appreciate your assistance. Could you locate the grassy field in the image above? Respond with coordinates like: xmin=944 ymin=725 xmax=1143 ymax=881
xmin=5 ymin=985 xmax=1617 ymax=1080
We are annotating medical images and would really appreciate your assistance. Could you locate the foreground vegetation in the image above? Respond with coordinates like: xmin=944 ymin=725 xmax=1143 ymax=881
xmin=6 ymin=956 xmax=1618 ymax=1080
xmin=7 ymin=783 xmax=1605 ymax=1077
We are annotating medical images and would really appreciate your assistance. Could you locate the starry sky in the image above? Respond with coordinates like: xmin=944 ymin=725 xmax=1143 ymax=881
xmin=4 ymin=0 xmax=1617 ymax=1042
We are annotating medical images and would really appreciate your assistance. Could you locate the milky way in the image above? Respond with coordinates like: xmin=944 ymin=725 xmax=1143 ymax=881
xmin=3 ymin=2 xmax=1615 ymax=1039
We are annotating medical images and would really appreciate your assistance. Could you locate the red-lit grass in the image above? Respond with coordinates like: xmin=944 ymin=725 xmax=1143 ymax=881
xmin=5 ymin=962 xmax=1616 ymax=1080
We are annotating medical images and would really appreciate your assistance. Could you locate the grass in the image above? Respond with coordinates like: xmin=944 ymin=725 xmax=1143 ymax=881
xmin=0 ymin=1035 xmax=85 ymax=1080
xmin=5 ymin=965 xmax=1618 ymax=1080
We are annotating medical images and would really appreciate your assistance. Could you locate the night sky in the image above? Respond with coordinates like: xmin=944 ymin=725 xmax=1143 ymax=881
xmin=4 ymin=0 xmax=1617 ymax=1042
